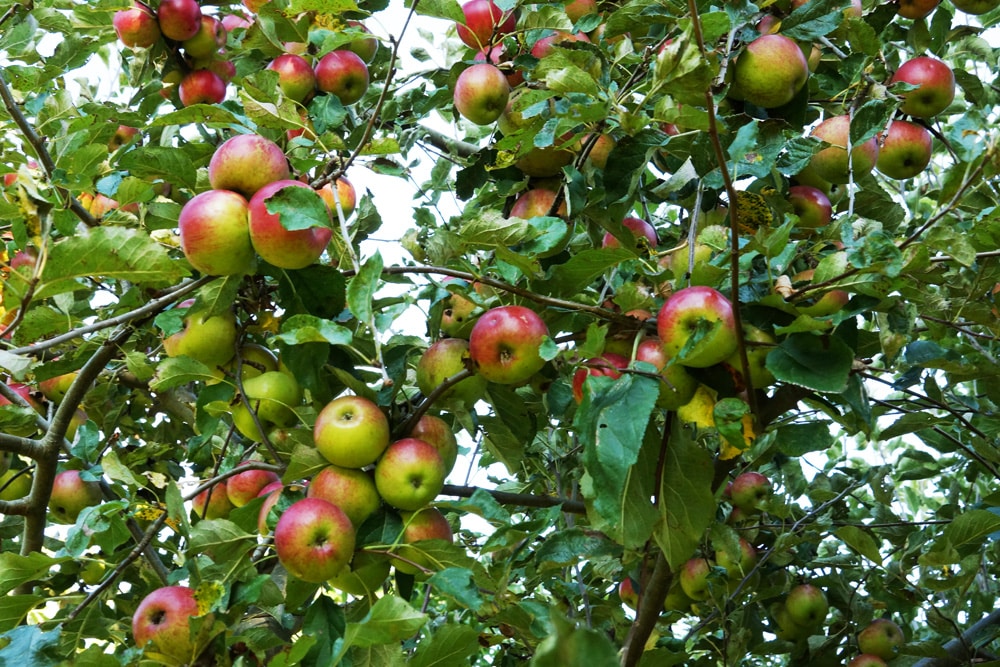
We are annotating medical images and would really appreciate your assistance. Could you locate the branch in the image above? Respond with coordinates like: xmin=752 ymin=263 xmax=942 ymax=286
xmin=439 ymin=484 xmax=586 ymax=514
xmin=0 ymin=432 xmax=44 ymax=460
xmin=621 ymin=553 xmax=671 ymax=667
xmin=394 ymin=367 xmax=474 ymax=438
xmin=913 ymin=609 xmax=1000 ymax=667
xmin=417 ymin=125 xmax=480 ymax=160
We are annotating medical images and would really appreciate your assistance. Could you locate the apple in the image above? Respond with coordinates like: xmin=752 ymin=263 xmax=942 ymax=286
xmin=162 ymin=302 xmax=238 ymax=369
xmin=439 ymin=288 xmax=478 ymax=338
xmin=565 ymin=0 xmax=598 ymax=21
xmin=474 ymin=44 xmax=524 ymax=87
xmin=329 ymin=549 xmax=391 ymax=595
xmin=468 ymin=305 xmax=549 ymax=385
xmin=572 ymin=352 xmax=628 ymax=403
xmin=132 ymin=586 xmax=204 ymax=662
xmin=890 ymin=56 xmax=955 ymax=118
xmin=773 ymin=604 xmax=813 ymax=641
xmin=232 ymin=371 xmax=302 ymax=440
xmin=243 ymin=0 xmax=270 ymax=11
xmin=192 ymin=482 xmax=233 ymax=519
xmin=226 ymin=466 xmax=280 ymax=508
xmin=178 ymin=189 xmax=254 ymax=276
xmin=374 ymin=438 xmax=447 ymax=511
xmin=456 ymin=0 xmax=517 ymax=50
xmin=635 ymin=338 xmax=699 ymax=410
xmin=785 ymin=584 xmax=828 ymax=628
xmin=847 ymin=655 xmax=888 ymax=667
xmin=109 ymin=124 xmax=140 ymax=151
xmin=530 ymin=30 xmax=591 ymax=59
xmin=897 ymin=0 xmax=941 ymax=18
xmin=857 ymin=618 xmax=905 ymax=660
xmin=583 ymin=133 xmax=615 ymax=169
xmin=724 ymin=325 xmax=776 ymax=389
xmin=409 ymin=414 xmax=459 ymax=474
xmin=950 ymin=0 xmax=999 ymax=12
xmin=657 ymin=286 xmax=739 ymax=368
xmin=114 ymin=2 xmax=161 ymax=48
xmin=729 ymin=471 xmax=771 ymax=513
xmin=716 ymin=537 xmax=757 ymax=581
xmin=314 ymin=50 xmax=369 ymax=105
xmin=157 ymin=0 xmax=202 ymax=42
xmin=731 ymin=34 xmax=809 ymax=109
xmin=619 ymin=577 xmax=639 ymax=610
xmin=314 ymin=395 xmax=390 ymax=468
xmin=49 ymin=470 xmax=102 ymax=524
xmin=788 ymin=185 xmax=832 ymax=230
xmin=663 ymin=580 xmax=695 ymax=613
xmin=511 ymin=188 xmax=567 ymax=220
xmin=808 ymin=115 xmax=880 ymax=184
xmin=256 ymin=481 xmax=283 ymax=535
xmin=221 ymin=13 xmax=252 ymax=33
xmin=232 ymin=343 xmax=279 ymax=382
xmin=416 ymin=338 xmax=488 ymax=407
xmin=344 ymin=21 xmax=379 ymax=63
xmin=267 ymin=53 xmax=316 ymax=104
xmin=454 ymin=63 xmax=510 ymax=126
xmin=317 ymin=178 xmax=357 ymax=219
xmin=38 ymin=371 xmax=78 ymax=402
xmin=663 ymin=239 xmax=717 ymax=288
xmin=182 ymin=15 xmax=226 ymax=59
xmin=178 ymin=68 xmax=226 ymax=106
xmin=394 ymin=506 xmax=454 ymax=575
xmin=274 ymin=497 xmax=356 ymax=583
xmin=602 ymin=216 xmax=658 ymax=251
xmin=876 ymin=119 xmax=933 ymax=180
xmin=307 ymin=464 xmax=381 ymax=526
xmin=209 ymin=133 xmax=290 ymax=199
xmin=0 ymin=468 xmax=31 ymax=501
xmin=248 ymin=179 xmax=333 ymax=270
xmin=678 ymin=557 xmax=714 ymax=601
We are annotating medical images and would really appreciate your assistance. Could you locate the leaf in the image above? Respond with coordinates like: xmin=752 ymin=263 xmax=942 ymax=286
xmin=941 ymin=510 xmax=1000 ymax=554
xmin=835 ymin=526 xmax=883 ymax=565
xmin=0 ymin=405 xmax=39 ymax=437
xmin=264 ymin=186 xmax=333 ymax=232
xmin=150 ymin=356 xmax=219 ymax=392
xmin=0 ymin=553 xmax=62 ymax=596
xmin=427 ymin=567 xmax=483 ymax=611
xmin=781 ymin=0 xmax=852 ymax=40
xmin=777 ymin=422 xmax=836 ymax=456
xmin=339 ymin=595 xmax=427 ymax=651
xmin=851 ymin=99 xmax=892 ymax=146
xmin=534 ymin=528 xmax=619 ymax=570
xmin=117 ymin=147 xmax=198 ymax=190
xmin=278 ymin=265 xmax=347 ymax=319
xmin=347 ymin=252 xmax=383 ymax=326
xmin=302 ymin=596 xmax=345 ymax=667
xmin=540 ymin=248 xmax=634 ymax=297
xmin=766 ymin=333 xmax=854 ymax=393
xmin=531 ymin=612 xmax=619 ymax=667
xmin=410 ymin=624 xmax=481 ymax=667
xmin=150 ymin=105 xmax=245 ymax=127
xmin=407 ymin=0 xmax=465 ymax=22
xmin=459 ymin=210 xmax=532 ymax=248
xmin=188 ymin=519 xmax=257 ymax=564
xmin=274 ymin=314 xmax=353 ymax=346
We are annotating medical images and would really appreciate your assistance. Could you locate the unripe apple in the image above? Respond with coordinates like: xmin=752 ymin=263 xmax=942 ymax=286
xmin=248 ymin=179 xmax=333 ymax=270
xmin=788 ymin=185 xmax=832 ymax=229
xmin=226 ymin=466 xmax=280 ymax=508
xmin=178 ymin=189 xmax=254 ymax=276
xmin=890 ymin=57 xmax=955 ymax=118
xmin=307 ymin=464 xmax=381 ymax=526
xmin=38 ymin=371 xmax=78 ymax=402
xmin=274 ymin=497 xmax=356 ymax=583
xmin=785 ymin=584 xmax=828 ymax=628
xmin=950 ymin=0 xmax=999 ymax=12
xmin=657 ymin=286 xmax=739 ymax=368
xmin=572 ymin=352 xmax=628 ymax=403
xmin=313 ymin=395 xmax=391 ymax=469
xmin=468 ymin=305 xmax=549 ymax=385
xmin=731 ymin=34 xmax=809 ymax=108
xmin=162 ymin=302 xmax=238 ymax=369
xmin=456 ymin=0 xmax=517 ymax=50
xmin=157 ymin=0 xmax=202 ymax=42
xmin=344 ymin=21 xmax=379 ymax=63
xmin=565 ymin=0 xmax=598 ymax=21
xmin=857 ymin=618 xmax=905 ymax=661
xmin=182 ymin=15 xmax=226 ymax=59
xmin=49 ymin=470 xmax=102 ymax=524
xmin=439 ymin=285 xmax=478 ymax=338
xmin=314 ymin=50 xmax=369 ymax=105
xmin=208 ymin=133 xmax=291 ymax=198
xmin=267 ymin=53 xmax=317 ymax=104
xmin=192 ymin=481 xmax=233 ymax=519
xmin=729 ymin=471 xmax=772 ymax=513
xmin=394 ymin=506 xmax=454 ymax=575
xmin=0 ymin=468 xmax=31 ymax=501
xmin=231 ymin=343 xmax=279 ymax=383
xmin=409 ymin=414 xmax=459 ymax=474
xmin=232 ymin=371 xmax=302 ymax=440
xmin=114 ymin=2 xmax=161 ymax=49
xmin=635 ymin=338 xmax=699 ymax=410
xmin=417 ymin=338 xmax=488 ymax=407
xmin=374 ymin=438 xmax=447 ymax=511
xmin=317 ymin=178 xmax=357 ymax=219
xmin=876 ymin=119 xmax=933 ymax=180
xmin=808 ymin=115 xmax=879 ymax=184
xmin=454 ymin=63 xmax=510 ymax=126
xmin=132 ymin=586 xmax=204 ymax=662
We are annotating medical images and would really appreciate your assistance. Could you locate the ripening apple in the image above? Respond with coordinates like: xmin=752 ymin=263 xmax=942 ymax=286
xmin=785 ymin=584 xmax=828 ymax=628
xmin=583 ymin=133 xmax=616 ymax=169
xmin=192 ymin=482 xmax=234 ymax=519
xmin=157 ymin=0 xmax=202 ymax=42
xmin=716 ymin=537 xmax=757 ymax=580
xmin=729 ymin=471 xmax=772 ymax=513
xmin=679 ymin=557 xmax=714 ymax=601
xmin=602 ymin=216 xmax=658 ymax=252
xmin=394 ymin=506 xmax=454 ymax=575
xmin=474 ymin=44 xmax=524 ymax=87
xmin=178 ymin=189 xmax=254 ymax=276
xmin=788 ymin=185 xmax=832 ymax=230
xmin=950 ymin=0 xmax=999 ymax=13
xmin=439 ymin=289 xmax=478 ymax=339
xmin=267 ymin=53 xmax=317 ymax=104
xmin=226 ymin=466 xmax=280 ymax=508
xmin=635 ymin=338 xmax=699 ymax=410
xmin=313 ymin=395 xmax=391 ymax=469
xmin=619 ymin=577 xmax=639 ymax=610
xmin=510 ymin=188 xmax=567 ymax=221
xmin=374 ymin=438 xmax=447 ymax=511
xmin=0 ymin=468 xmax=31 ymax=501
xmin=201 ymin=57 xmax=236 ymax=83
xmin=657 ymin=286 xmax=739 ymax=368
xmin=307 ymin=464 xmax=381 ymax=526
xmin=314 ymin=50 xmax=370 ymax=105
xmin=530 ymin=30 xmax=591 ymax=59
xmin=317 ymin=178 xmax=357 ymax=219
xmin=731 ymin=34 xmax=809 ymax=108
xmin=857 ymin=618 xmax=905 ymax=661
xmin=847 ymin=654 xmax=888 ymax=667
xmin=274 ymin=497 xmax=356 ymax=582
xmin=468 ymin=305 xmax=549 ymax=385
xmin=876 ymin=119 xmax=933 ymax=180
xmin=409 ymin=414 xmax=459 ymax=474
xmin=890 ymin=57 xmax=955 ymax=118
xmin=565 ymin=0 xmax=598 ymax=21
xmin=572 ymin=353 xmax=628 ymax=403
xmin=773 ymin=605 xmax=813 ymax=641
xmin=416 ymin=338 xmax=488 ymax=407
xmin=182 ymin=15 xmax=226 ymax=59
xmin=456 ymin=0 xmax=517 ymax=49
xmin=231 ymin=371 xmax=302 ymax=440
xmin=132 ymin=586 xmax=204 ymax=663
xmin=344 ymin=21 xmax=379 ymax=63
xmin=38 ymin=370 xmax=78 ymax=402
xmin=454 ymin=63 xmax=510 ymax=126
xmin=114 ymin=2 xmax=161 ymax=48
xmin=248 ymin=179 xmax=333 ymax=270
xmin=256 ymin=481 xmax=283 ymax=535
xmin=808 ymin=115 xmax=879 ymax=184
xmin=208 ymin=134 xmax=291 ymax=198
xmin=162 ymin=302 xmax=238 ymax=369
xmin=49 ymin=470 xmax=102 ymax=524
xmin=897 ymin=0 xmax=941 ymax=18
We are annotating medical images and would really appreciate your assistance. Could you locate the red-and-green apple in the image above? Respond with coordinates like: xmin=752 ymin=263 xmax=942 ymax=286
xmin=248 ymin=179 xmax=333 ymax=270
xmin=182 ymin=15 xmax=226 ymax=59
xmin=897 ymin=0 xmax=941 ymax=18
xmin=530 ymin=30 xmax=590 ymax=59
xmin=847 ymin=655 xmax=888 ymax=667
xmin=468 ymin=305 xmax=549 ymax=384
xmin=132 ymin=586 xmax=205 ymax=662
xmin=162 ymin=302 xmax=238 ymax=369
xmin=109 ymin=124 xmax=140 ymax=151
xmin=474 ymin=44 xmax=524 ymax=87
xmin=679 ymin=557 xmax=714 ymax=601
xmin=729 ymin=471 xmax=772 ymax=513
xmin=583 ymin=133 xmax=615 ymax=169
xmin=890 ymin=57 xmax=955 ymax=118
xmin=49 ymin=470 xmax=102 ymax=524
xmin=344 ymin=21 xmax=379 ymax=63
xmin=416 ymin=338 xmax=488 ymax=407
xmin=209 ymin=134 xmax=290 ymax=198
xmin=731 ymin=34 xmax=809 ymax=108
xmin=565 ymin=0 xmax=598 ymax=21
xmin=572 ymin=352 xmax=628 ymax=403
xmin=157 ymin=0 xmax=202 ymax=42
xmin=256 ymin=481 xmax=283 ymax=535
xmin=313 ymin=395 xmax=391 ymax=468
xmin=876 ymin=119 xmax=933 ymax=179
xmin=773 ymin=605 xmax=813 ymax=641
xmin=314 ymin=50 xmax=369 ymax=105
xmin=456 ymin=0 xmax=517 ymax=49
xmin=619 ymin=577 xmax=639 ymax=609
xmin=635 ymin=338 xmax=699 ymax=410
xmin=192 ymin=482 xmax=233 ymax=519
xmin=809 ymin=115 xmax=880 ymax=184
xmin=785 ymin=584 xmax=828 ymax=628
xmin=274 ymin=497 xmax=356 ymax=582
xmin=454 ymin=63 xmax=510 ymax=126
xmin=394 ymin=506 xmax=454 ymax=575
xmin=231 ymin=371 xmax=302 ymax=440
xmin=657 ymin=286 xmax=739 ymax=368
xmin=857 ymin=619 xmax=905 ymax=660
xmin=38 ymin=371 xmax=78 ymax=402
xmin=317 ymin=178 xmax=357 ymax=219
xmin=374 ymin=438 xmax=447 ymax=511
xmin=178 ymin=189 xmax=254 ymax=276
xmin=267 ymin=53 xmax=316 ymax=103
xmin=226 ymin=466 xmax=280 ymax=508
xmin=602 ymin=216 xmax=658 ymax=252
xmin=307 ymin=464 xmax=381 ymax=526
xmin=114 ymin=2 xmax=161 ymax=48
xmin=510 ymin=188 xmax=567 ymax=219
xmin=788 ymin=185 xmax=832 ymax=230
xmin=440 ymin=290 xmax=478 ymax=338
xmin=716 ymin=537 xmax=757 ymax=580
xmin=409 ymin=415 xmax=459 ymax=474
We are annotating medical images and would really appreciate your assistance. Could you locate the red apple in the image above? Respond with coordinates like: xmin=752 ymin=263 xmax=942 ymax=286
xmin=49 ymin=470 xmax=102 ymax=524
xmin=454 ymin=63 xmax=510 ymax=126
xmin=890 ymin=56 xmax=955 ymax=118
xmin=809 ymin=114 xmax=880 ymax=184
xmin=729 ymin=471 xmax=771 ymax=513
xmin=374 ymin=438 xmax=447 ymax=511
xmin=178 ymin=189 xmax=254 ymax=276
xmin=317 ymin=177 xmax=357 ymax=219
xmin=267 ymin=53 xmax=316 ymax=104
xmin=208 ymin=133 xmax=291 ymax=198
xmin=468 ymin=305 xmax=549 ymax=385
xmin=248 ymin=179 xmax=332 ymax=269
xmin=679 ymin=557 xmax=714 ymax=601
xmin=635 ymin=338 xmax=699 ymax=410
xmin=201 ymin=57 xmax=236 ymax=83
xmin=510 ymin=188 xmax=567 ymax=219
xmin=313 ymin=395 xmax=391 ymax=469
xmin=572 ymin=352 xmax=628 ymax=403
xmin=657 ymin=286 xmax=738 ymax=368
xmin=192 ymin=482 xmax=233 ymax=519
xmin=409 ymin=415 xmax=459 ymax=474
xmin=788 ymin=185 xmax=832 ymax=229
xmin=182 ymin=15 xmax=226 ymax=59
xmin=256 ymin=481 xmax=283 ymax=535
xmin=226 ymin=466 xmax=280 ymax=508
xmin=876 ymin=119 xmax=933 ymax=180
xmin=178 ymin=69 xmax=226 ymax=106
xmin=394 ymin=506 xmax=454 ymax=575
xmin=731 ymin=34 xmax=809 ymax=108
xmin=416 ymin=338 xmax=488 ymax=407
xmin=162 ymin=301 xmax=238 ymax=369
xmin=602 ymin=216 xmax=658 ymax=251
xmin=307 ymin=464 xmax=381 ymax=526
xmin=274 ymin=497 xmax=356 ymax=582
xmin=456 ymin=0 xmax=517 ymax=49
xmin=857 ymin=619 xmax=905 ymax=661
xmin=530 ymin=30 xmax=590 ymax=59
xmin=157 ymin=0 xmax=202 ymax=42
xmin=109 ymin=124 xmax=140 ymax=151
xmin=847 ymin=655 xmax=888 ymax=667
xmin=132 ymin=586 xmax=204 ymax=662
xmin=114 ymin=2 xmax=161 ymax=48
xmin=314 ymin=50 xmax=369 ymax=105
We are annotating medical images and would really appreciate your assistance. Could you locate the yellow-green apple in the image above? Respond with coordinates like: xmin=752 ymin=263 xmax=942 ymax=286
xmin=313 ymin=395 xmax=390 ymax=468
xmin=785 ymin=584 xmax=828 ymax=628
xmin=857 ymin=619 xmax=905 ymax=661
xmin=409 ymin=414 xmax=459 ymax=474
xmin=716 ymin=537 xmax=757 ymax=580
xmin=314 ymin=50 xmax=369 ymax=105
xmin=38 ymin=371 xmax=78 ymax=402
xmin=454 ymin=63 xmax=510 ymax=126
xmin=329 ymin=550 xmax=391 ymax=595
xmin=157 ymin=0 xmax=201 ymax=42
xmin=231 ymin=343 xmax=279 ymax=383
xmin=572 ymin=352 xmax=628 ymax=403
xmin=510 ymin=188 xmax=567 ymax=220
xmin=394 ymin=506 xmax=454 ymax=575
xmin=439 ymin=287 xmax=478 ymax=338
xmin=374 ymin=438 xmax=447 ymax=511
xmin=602 ymin=216 xmax=658 ymax=252
xmin=657 ymin=286 xmax=738 ymax=368
xmin=0 ymin=451 xmax=10 ymax=476
xmin=317 ymin=178 xmax=357 ymax=219
xmin=226 ymin=466 xmax=280 ymax=508
xmin=208 ymin=134 xmax=291 ymax=198
xmin=232 ymin=371 xmax=302 ymax=440
xmin=876 ymin=119 xmax=932 ymax=180
xmin=809 ymin=115 xmax=879 ymax=184
xmin=897 ymin=0 xmax=941 ymax=18
xmin=663 ymin=580 xmax=695 ymax=612
xmin=774 ymin=604 xmax=813 ymax=641
xmin=515 ymin=143 xmax=575 ymax=177
xmin=273 ymin=497 xmax=356 ymax=583
xmin=267 ymin=53 xmax=316 ymax=104
xmin=950 ymin=0 xmax=999 ymax=12
xmin=178 ymin=189 xmax=254 ymax=276
xmin=890 ymin=57 xmax=955 ymax=118
xmin=182 ymin=15 xmax=226 ymax=59
xmin=344 ymin=21 xmax=379 ymax=63
xmin=731 ymin=34 xmax=809 ymax=108
xmin=793 ymin=271 xmax=850 ymax=316
xmin=619 ymin=577 xmax=639 ymax=609
xmin=729 ymin=471 xmax=771 ymax=513
xmin=248 ymin=179 xmax=333 ymax=270
xmin=178 ymin=69 xmax=226 ymax=106
xmin=848 ymin=655 xmax=888 ymax=667
xmin=132 ymin=586 xmax=205 ymax=663
xmin=192 ymin=482 xmax=233 ymax=519
xmin=49 ymin=470 xmax=102 ymax=524
xmin=788 ymin=185 xmax=832 ymax=230
xmin=456 ymin=0 xmax=517 ymax=49
xmin=0 ymin=468 xmax=31 ymax=501
xmin=307 ymin=464 xmax=381 ymax=526
xmin=565 ymin=0 xmax=598 ymax=21
xmin=679 ymin=557 xmax=715 ymax=601
xmin=468 ymin=305 xmax=549 ymax=384
xmin=635 ymin=338 xmax=699 ymax=410
xmin=530 ymin=30 xmax=590 ymax=59
xmin=663 ymin=239 xmax=717 ymax=288
xmin=416 ymin=338 xmax=488 ymax=407
xmin=114 ymin=2 xmax=161 ymax=48
xmin=162 ymin=301 xmax=238 ymax=369
xmin=724 ymin=325 xmax=776 ymax=389
xmin=256 ymin=481 xmax=283 ymax=535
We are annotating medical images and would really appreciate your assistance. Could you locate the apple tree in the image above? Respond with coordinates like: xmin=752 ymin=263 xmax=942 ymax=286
xmin=0 ymin=0 xmax=998 ymax=665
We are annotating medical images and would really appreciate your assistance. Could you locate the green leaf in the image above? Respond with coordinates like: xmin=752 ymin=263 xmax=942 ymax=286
xmin=534 ymin=528 xmax=619 ymax=570
xmin=410 ymin=624 xmax=481 ymax=667
xmin=777 ymin=422 xmax=836 ymax=456
xmin=302 ymin=596 xmax=345 ymax=667
xmin=0 ymin=624 xmax=61 ymax=664
xmin=407 ymin=0 xmax=464 ymax=21
xmin=290 ymin=0 xmax=360 ymax=12
xmin=531 ymin=612 xmax=619 ymax=667
xmin=941 ymin=510 xmax=1000 ymax=554
xmin=265 ymin=185 xmax=333 ymax=232
xmin=188 ymin=519 xmax=257 ymax=564
xmin=118 ymin=147 xmax=197 ymax=190
xmin=340 ymin=595 xmax=427 ymax=651
xmin=766 ymin=333 xmax=854 ymax=393
xmin=540 ymin=248 xmax=634 ymax=297
xmin=835 ymin=526 xmax=883 ymax=565
xmin=274 ymin=314 xmax=353 ymax=346
xmin=459 ymin=210 xmax=532 ymax=249
xmin=0 ymin=553 xmax=62 ymax=596
xmin=150 ymin=356 xmax=219 ymax=392
xmin=427 ymin=567 xmax=483 ymax=611
xmin=851 ymin=99 xmax=893 ymax=146
xmin=150 ymin=105 xmax=245 ymax=128
xmin=278 ymin=265 xmax=347 ymax=319
xmin=782 ymin=0 xmax=851 ymax=40
xmin=347 ymin=252 xmax=384 ymax=326
xmin=0 ymin=405 xmax=39 ymax=437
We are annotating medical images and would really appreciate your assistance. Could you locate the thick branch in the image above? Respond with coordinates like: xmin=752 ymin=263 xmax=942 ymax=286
xmin=621 ymin=553 xmax=671 ymax=667
xmin=0 ymin=432 xmax=44 ymax=460
xmin=418 ymin=125 xmax=480 ymax=160
xmin=913 ymin=609 xmax=1000 ymax=667
xmin=439 ymin=484 xmax=586 ymax=514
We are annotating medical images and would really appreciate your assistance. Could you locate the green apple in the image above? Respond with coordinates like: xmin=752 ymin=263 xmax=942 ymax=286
xmin=232 ymin=371 xmax=302 ymax=441
xmin=635 ymin=338 xmax=699 ymax=410
xmin=731 ymin=34 xmax=809 ymax=108
xmin=785 ymin=584 xmax=828 ymax=628
xmin=716 ymin=538 xmax=757 ymax=580
xmin=678 ymin=557 xmax=714 ymax=601
xmin=162 ymin=301 xmax=238 ymax=370
xmin=374 ymin=438 xmax=447 ymax=511
xmin=416 ymin=338 xmax=488 ymax=407
xmin=313 ymin=395 xmax=390 ymax=469
xmin=857 ymin=618 xmax=905 ymax=661
xmin=0 ymin=468 xmax=32 ymax=501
